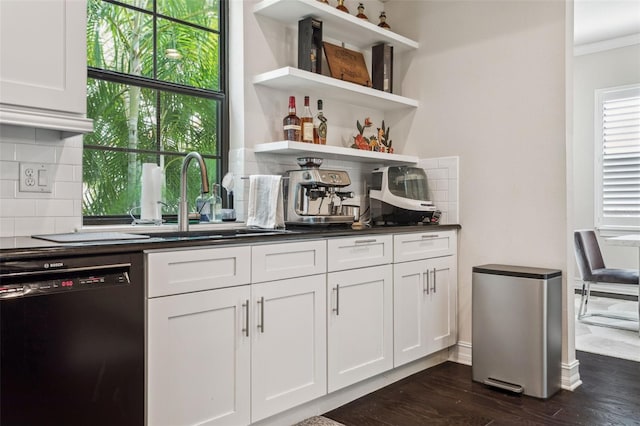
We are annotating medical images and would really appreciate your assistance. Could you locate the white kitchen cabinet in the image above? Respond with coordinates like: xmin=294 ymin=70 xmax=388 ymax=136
xmin=252 ymin=239 xmax=326 ymax=283
xmin=0 ymin=0 xmax=93 ymax=134
xmin=327 ymin=234 xmax=392 ymax=272
xmin=147 ymin=285 xmax=251 ymax=426
xmin=147 ymin=246 xmax=251 ymax=297
xmin=251 ymin=274 xmax=327 ymax=422
xmin=327 ymin=264 xmax=393 ymax=392
xmin=393 ymin=231 xmax=458 ymax=367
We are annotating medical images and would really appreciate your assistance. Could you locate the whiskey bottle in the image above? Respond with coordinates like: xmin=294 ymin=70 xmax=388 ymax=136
xmin=300 ymin=95 xmax=314 ymax=143
xmin=356 ymin=3 xmax=368 ymax=20
xmin=283 ymin=96 xmax=301 ymax=141
xmin=378 ymin=11 xmax=390 ymax=29
xmin=313 ymin=99 xmax=327 ymax=145
xmin=336 ymin=0 xmax=349 ymax=13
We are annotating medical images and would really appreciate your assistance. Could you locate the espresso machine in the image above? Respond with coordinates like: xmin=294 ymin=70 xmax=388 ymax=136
xmin=284 ymin=158 xmax=356 ymax=225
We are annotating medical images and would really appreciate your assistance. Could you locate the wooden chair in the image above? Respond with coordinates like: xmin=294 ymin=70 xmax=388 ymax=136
xmin=574 ymin=230 xmax=639 ymax=330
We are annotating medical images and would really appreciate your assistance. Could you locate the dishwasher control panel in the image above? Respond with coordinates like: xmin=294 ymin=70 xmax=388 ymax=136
xmin=0 ymin=257 xmax=132 ymax=299
xmin=0 ymin=272 xmax=130 ymax=299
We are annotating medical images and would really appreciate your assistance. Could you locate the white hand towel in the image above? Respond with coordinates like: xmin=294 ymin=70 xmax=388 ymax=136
xmin=246 ymin=175 xmax=285 ymax=229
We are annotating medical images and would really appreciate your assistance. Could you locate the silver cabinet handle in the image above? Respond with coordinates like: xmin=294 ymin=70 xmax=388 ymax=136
xmin=424 ymin=270 xmax=430 ymax=294
xmin=257 ymin=296 xmax=265 ymax=333
xmin=421 ymin=234 xmax=439 ymax=239
xmin=432 ymin=268 xmax=437 ymax=293
xmin=354 ymin=239 xmax=377 ymax=245
xmin=333 ymin=284 xmax=340 ymax=316
xmin=242 ymin=300 xmax=249 ymax=337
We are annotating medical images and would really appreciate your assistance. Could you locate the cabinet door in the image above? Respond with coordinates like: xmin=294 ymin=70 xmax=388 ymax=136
xmin=393 ymin=259 xmax=429 ymax=366
xmin=251 ymin=274 xmax=326 ymax=422
xmin=147 ymin=285 xmax=251 ymax=426
xmin=0 ymin=0 xmax=87 ymax=114
xmin=393 ymin=255 xmax=457 ymax=366
xmin=424 ymin=255 xmax=457 ymax=354
xmin=327 ymin=265 xmax=393 ymax=392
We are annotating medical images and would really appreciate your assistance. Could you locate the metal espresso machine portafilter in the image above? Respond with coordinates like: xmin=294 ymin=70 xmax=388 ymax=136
xmin=283 ymin=158 xmax=355 ymax=225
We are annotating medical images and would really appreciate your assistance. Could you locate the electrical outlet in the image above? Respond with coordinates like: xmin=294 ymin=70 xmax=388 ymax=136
xmin=19 ymin=162 xmax=52 ymax=193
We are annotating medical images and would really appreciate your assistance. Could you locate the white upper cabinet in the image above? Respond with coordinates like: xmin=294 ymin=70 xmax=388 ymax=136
xmin=0 ymin=0 xmax=93 ymax=134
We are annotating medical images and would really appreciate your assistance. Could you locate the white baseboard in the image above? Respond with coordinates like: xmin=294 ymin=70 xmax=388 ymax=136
xmin=561 ymin=359 xmax=582 ymax=391
xmin=448 ymin=340 xmax=472 ymax=365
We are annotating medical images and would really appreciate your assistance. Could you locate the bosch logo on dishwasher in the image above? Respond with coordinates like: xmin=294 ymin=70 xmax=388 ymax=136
xmin=44 ymin=262 xmax=64 ymax=269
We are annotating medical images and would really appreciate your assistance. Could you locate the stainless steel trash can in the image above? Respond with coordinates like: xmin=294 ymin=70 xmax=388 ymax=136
xmin=472 ymin=264 xmax=562 ymax=399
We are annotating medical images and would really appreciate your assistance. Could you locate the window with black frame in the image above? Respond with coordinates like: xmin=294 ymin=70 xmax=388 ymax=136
xmin=85 ymin=0 xmax=227 ymax=225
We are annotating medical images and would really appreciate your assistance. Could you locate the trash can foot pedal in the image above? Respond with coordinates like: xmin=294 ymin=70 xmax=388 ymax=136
xmin=484 ymin=378 xmax=524 ymax=394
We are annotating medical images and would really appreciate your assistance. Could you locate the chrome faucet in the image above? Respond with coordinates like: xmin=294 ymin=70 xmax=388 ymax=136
xmin=179 ymin=152 xmax=210 ymax=232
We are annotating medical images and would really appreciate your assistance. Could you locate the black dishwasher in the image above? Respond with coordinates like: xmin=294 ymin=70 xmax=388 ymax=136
xmin=0 ymin=252 xmax=144 ymax=426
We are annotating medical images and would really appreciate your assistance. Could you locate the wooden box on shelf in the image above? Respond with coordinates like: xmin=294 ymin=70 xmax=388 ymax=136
xmin=323 ymin=42 xmax=371 ymax=87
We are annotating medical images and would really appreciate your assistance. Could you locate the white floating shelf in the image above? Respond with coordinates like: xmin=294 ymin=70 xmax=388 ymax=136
xmin=255 ymin=140 xmax=418 ymax=164
xmin=254 ymin=67 xmax=418 ymax=112
xmin=253 ymin=0 xmax=419 ymax=53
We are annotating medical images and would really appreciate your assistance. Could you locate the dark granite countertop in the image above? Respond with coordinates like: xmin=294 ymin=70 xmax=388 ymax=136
xmin=0 ymin=224 xmax=461 ymax=261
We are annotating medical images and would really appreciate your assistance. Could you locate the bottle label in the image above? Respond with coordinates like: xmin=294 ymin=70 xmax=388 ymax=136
xmin=302 ymin=122 xmax=314 ymax=142
xmin=284 ymin=124 xmax=301 ymax=131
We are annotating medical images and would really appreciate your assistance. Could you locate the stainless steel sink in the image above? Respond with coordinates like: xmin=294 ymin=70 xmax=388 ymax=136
xmin=140 ymin=228 xmax=299 ymax=241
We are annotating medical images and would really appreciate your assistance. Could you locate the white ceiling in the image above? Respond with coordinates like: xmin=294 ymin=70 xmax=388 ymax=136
xmin=574 ymin=0 xmax=640 ymax=46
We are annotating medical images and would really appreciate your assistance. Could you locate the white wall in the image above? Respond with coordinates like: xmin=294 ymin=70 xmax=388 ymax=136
xmin=573 ymin=43 xmax=640 ymax=269
xmin=387 ymin=0 xmax=571 ymax=363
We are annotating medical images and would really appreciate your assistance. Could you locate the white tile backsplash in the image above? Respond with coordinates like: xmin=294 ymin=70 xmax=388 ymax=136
xmin=0 ymin=125 xmax=459 ymax=237
xmin=233 ymin=148 xmax=459 ymax=226
xmin=418 ymin=156 xmax=459 ymax=224
xmin=0 ymin=124 xmax=82 ymax=237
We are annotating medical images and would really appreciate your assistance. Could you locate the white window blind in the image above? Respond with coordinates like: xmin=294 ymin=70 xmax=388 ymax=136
xmin=595 ymin=85 xmax=640 ymax=231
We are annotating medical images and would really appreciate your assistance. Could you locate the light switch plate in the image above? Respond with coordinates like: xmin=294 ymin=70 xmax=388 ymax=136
xmin=19 ymin=162 xmax=52 ymax=193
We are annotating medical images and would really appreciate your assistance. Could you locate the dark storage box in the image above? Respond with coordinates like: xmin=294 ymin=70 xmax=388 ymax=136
xmin=298 ymin=17 xmax=323 ymax=74
xmin=372 ymin=43 xmax=393 ymax=92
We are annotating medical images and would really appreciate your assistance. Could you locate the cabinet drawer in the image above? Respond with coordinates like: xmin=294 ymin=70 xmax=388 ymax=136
xmin=393 ymin=230 xmax=456 ymax=263
xmin=252 ymin=240 xmax=326 ymax=283
xmin=146 ymin=246 xmax=251 ymax=298
xmin=327 ymin=235 xmax=392 ymax=272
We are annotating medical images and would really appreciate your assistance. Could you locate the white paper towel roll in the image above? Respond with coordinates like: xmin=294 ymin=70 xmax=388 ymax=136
xmin=141 ymin=163 xmax=162 ymax=221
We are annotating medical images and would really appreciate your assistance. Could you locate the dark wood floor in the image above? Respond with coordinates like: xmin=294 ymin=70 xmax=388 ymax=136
xmin=324 ymin=351 xmax=640 ymax=425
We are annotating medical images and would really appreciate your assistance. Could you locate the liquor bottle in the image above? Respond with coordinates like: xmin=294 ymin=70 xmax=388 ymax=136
xmin=378 ymin=11 xmax=390 ymax=29
xmin=283 ymin=96 xmax=301 ymax=141
xmin=313 ymin=99 xmax=327 ymax=145
xmin=300 ymin=95 xmax=314 ymax=143
xmin=356 ymin=3 xmax=368 ymax=20
xmin=336 ymin=0 xmax=349 ymax=13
